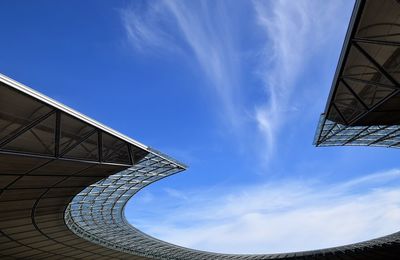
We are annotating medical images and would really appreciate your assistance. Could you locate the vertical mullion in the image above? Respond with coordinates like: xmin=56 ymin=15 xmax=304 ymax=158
xmin=127 ymin=144 xmax=133 ymax=166
xmin=54 ymin=111 xmax=61 ymax=157
xmin=332 ymin=103 xmax=349 ymax=125
xmin=98 ymin=131 xmax=103 ymax=163
xmin=341 ymin=79 xmax=369 ymax=110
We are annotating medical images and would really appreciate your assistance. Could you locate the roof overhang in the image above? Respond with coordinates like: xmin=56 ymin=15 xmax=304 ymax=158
xmin=325 ymin=0 xmax=400 ymax=126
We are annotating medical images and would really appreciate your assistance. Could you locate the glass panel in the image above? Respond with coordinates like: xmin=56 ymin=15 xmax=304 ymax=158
xmin=3 ymin=113 xmax=56 ymax=156
xmin=59 ymin=113 xmax=95 ymax=155
xmin=333 ymin=81 xmax=367 ymax=123
xmin=343 ymin=45 xmax=394 ymax=86
xmin=0 ymin=83 xmax=52 ymax=143
xmin=343 ymin=78 xmax=395 ymax=108
xmin=130 ymin=145 xmax=148 ymax=164
xmin=356 ymin=0 xmax=400 ymax=42
xmin=101 ymin=133 xmax=130 ymax=164
xmin=64 ymin=152 xmax=186 ymax=260
xmin=62 ymin=132 xmax=99 ymax=161
xmin=358 ymin=42 xmax=400 ymax=84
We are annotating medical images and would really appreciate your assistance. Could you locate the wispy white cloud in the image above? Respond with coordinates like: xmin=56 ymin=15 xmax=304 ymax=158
xmin=252 ymin=0 xmax=350 ymax=158
xmin=121 ymin=1 xmax=244 ymax=130
xmin=120 ymin=0 xmax=352 ymax=163
xmin=120 ymin=2 xmax=179 ymax=54
xmin=120 ymin=1 xmax=398 ymax=255
xmin=128 ymin=168 xmax=400 ymax=254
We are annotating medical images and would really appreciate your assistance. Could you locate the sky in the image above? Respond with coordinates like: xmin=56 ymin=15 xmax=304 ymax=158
xmin=1 ymin=0 xmax=400 ymax=254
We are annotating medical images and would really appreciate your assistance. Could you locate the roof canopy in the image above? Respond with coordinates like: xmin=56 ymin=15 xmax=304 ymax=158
xmin=325 ymin=0 xmax=400 ymax=126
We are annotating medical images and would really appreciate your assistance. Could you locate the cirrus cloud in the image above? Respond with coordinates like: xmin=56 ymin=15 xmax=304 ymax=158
xmin=127 ymin=168 xmax=400 ymax=254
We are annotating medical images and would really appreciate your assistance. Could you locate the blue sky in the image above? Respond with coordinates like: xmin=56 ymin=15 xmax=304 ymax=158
xmin=2 ymin=0 xmax=400 ymax=254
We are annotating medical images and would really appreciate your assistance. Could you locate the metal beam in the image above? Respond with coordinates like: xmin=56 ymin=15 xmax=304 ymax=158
xmin=352 ymin=42 xmax=400 ymax=87
xmin=348 ymin=88 xmax=400 ymax=126
xmin=368 ymin=127 xmax=400 ymax=146
xmin=341 ymin=79 xmax=369 ymax=110
xmin=342 ymin=126 xmax=370 ymax=145
xmin=58 ymin=128 xmax=98 ymax=158
xmin=323 ymin=0 xmax=366 ymax=116
xmin=55 ymin=111 xmax=61 ymax=157
xmin=342 ymin=75 xmax=399 ymax=90
xmin=0 ymin=150 xmax=132 ymax=168
xmin=353 ymin=37 xmax=400 ymax=47
xmin=0 ymin=109 xmax=56 ymax=149
xmin=332 ymin=103 xmax=349 ymax=125
xmin=98 ymin=131 xmax=103 ymax=163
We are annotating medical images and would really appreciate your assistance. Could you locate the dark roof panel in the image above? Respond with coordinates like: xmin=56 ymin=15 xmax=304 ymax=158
xmin=326 ymin=0 xmax=400 ymax=126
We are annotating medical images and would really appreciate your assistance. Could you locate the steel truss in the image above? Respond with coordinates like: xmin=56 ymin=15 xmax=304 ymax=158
xmin=316 ymin=0 xmax=400 ymax=146
xmin=2 ymin=0 xmax=400 ymax=259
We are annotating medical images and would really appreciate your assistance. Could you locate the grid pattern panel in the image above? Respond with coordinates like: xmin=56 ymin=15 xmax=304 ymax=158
xmin=314 ymin=114 xmax=400 ymax=147
xmin=3 ymin=0 xmax=400 ymax=258
xmin=65 ymin=150 xmax=400 ymax=260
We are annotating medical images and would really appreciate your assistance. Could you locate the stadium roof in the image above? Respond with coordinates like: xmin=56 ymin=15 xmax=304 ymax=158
xmin=0 ymin=73 xmax=184 ymax=259
xmin=324 ymin=0 xmax=400 ymax=126
xmin=314 ymin=0 xmax=400 ymax=151
xmin=2 ymin=0 xmax=400 ymax=259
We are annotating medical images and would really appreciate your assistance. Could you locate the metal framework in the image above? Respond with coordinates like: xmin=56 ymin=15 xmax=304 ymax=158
xmin=0 ymin=74 xmax=184 ymax=259
xmin=315 ymin=0 xmax=400 ymax=147
xmin=314 ymin=115 xmax=400 ymax=147
xmin=65 ymin=147 xmax=400 ymax=260
xmin=2 ymin=0 xmax=400 ymax=259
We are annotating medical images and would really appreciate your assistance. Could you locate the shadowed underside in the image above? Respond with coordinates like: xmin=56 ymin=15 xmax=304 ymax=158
xmin=315 ymin=0 xmax=400 ymax=147
xmin=2 ymin=0 xmax=400 ymax=259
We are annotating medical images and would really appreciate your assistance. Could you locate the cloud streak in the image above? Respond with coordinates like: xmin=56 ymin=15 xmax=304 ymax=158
xmin=120 ymin=0 xmax=352 ymax=163
xmin=120 ymin=2 xmax=179 ymax=53
xmin=127 ymin=168 xmax=400 ymax=254
xmin=252 ymin=0 xmax=350 ymax=158
xmin=121 ymin=1 xmax=244 ymax=130
xmin=120 ymin=1 xmax=399 ymax=255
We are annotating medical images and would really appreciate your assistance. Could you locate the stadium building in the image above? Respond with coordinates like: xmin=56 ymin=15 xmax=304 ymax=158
xmin=1 ymin=0 xmax=400 ymax=259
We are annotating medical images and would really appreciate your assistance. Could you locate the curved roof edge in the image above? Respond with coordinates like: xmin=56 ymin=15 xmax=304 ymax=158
xmin=0 ymin=73 xmax=187 ymax=169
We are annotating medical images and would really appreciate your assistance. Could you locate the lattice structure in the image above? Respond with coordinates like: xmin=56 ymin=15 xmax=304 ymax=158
xmin=3 ymin=0 xmax=400 ymax=259
xmin=0 ymin=73 xmax=183 ymax=259
xmin=314 ymin=114 xmax=400 ymax=147
xmin=324 ymin=0 xmax=400 ymax=126
xmin=65 ymin=150 xmax=400 ymax=260
xmin=65 ymin=152 xmax=185 ymax=258
xmin=315 ymin=0 xmax=400 ymax=147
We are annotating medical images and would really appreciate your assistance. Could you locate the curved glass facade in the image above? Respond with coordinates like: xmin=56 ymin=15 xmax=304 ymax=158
xmin=65 ymin=150 xmax=400 ymax=260
xmin=2 ymin=0 xmax=400 ymax=259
